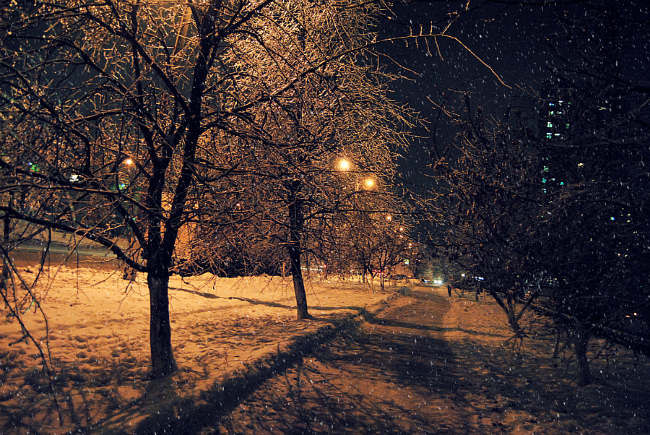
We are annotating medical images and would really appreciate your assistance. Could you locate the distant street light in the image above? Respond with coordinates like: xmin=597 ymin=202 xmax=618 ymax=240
xmin=337 ymin=158 xmax=351 ymax=172
xmin=334 ymin=158 xmax=377 ymax=192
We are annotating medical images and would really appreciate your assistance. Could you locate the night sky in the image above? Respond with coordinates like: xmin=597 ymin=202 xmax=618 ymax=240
xmin=375 ymin=2 xmax=580 ymax=189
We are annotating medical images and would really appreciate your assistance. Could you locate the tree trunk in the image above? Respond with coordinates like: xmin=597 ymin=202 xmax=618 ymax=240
xmin=288 ymin=245 xmax=311 ymax=320
xmin=574 ymin=321 xmax=591 ymax=386
xmin=489 ymin=290 xmax=520 ymax=333
xmin=147 ymin=266 xmax=177 ymax=378
xmin=145 ymin=170 xmax=178 ymax=379
xmin=1 ymin=213 xmax=10 ymax=290
xmin=288 ymin=188 xmax=311 ymax=320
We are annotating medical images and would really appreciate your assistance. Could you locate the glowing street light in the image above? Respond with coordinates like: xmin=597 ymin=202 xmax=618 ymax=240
xmin=363 ymin=177 xmax=375 ymax=190
xmin=337 ymin=158 xmax=351 ymax=172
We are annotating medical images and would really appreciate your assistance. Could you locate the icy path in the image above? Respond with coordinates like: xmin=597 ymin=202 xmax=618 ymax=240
xmin=212 ymin=288 xmax=650 ymax=434
xmin=213 ymin=289 xmax=471 ymax=433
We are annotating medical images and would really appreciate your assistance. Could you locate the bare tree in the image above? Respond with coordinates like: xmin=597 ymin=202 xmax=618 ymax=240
xmin=429 ymin=98 xmax=544 ymax=338
xmin=427 ymin=0 xmax=650 ymax=386
xmin=0 ymin=0 xmax=437 ymax=379
xmin=531 ymin=0 xmax=650 ymax=385
xmin=179 ymin=1 xmax=415 ymax=317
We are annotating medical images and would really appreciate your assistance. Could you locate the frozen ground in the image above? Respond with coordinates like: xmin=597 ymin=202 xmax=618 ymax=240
xmin=0 ymin=261 xmax=395 ymax=434
xmin=216 ymin=288 xmax=650 ymax=434
xmin=0 ymin=261 xmax=648 ymax=434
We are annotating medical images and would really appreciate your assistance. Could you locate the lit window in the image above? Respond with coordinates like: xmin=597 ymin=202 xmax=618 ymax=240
xmin=547 ymin=121 xmax=553 ymax=128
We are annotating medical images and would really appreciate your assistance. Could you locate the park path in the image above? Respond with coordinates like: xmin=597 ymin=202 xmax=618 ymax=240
xmin=143 ymin=285 xmax=649 ymax=434
xmin=213 ymin=288 xmax=483 ymax=434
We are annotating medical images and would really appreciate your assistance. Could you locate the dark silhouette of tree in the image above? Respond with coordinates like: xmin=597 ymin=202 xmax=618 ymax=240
xmin=430 ymin=98 xmax=544 ymax=339
xmin=532 ymin=0 xmax=650 ymax=385
xmin=428 ymin=0 xmax=650 ymax=386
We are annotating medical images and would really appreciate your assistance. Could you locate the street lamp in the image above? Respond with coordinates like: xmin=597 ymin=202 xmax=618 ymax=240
xmin=362 ymin=177 xmax=376 ymax=190
xmin=337 ymin=158 xmax=351 ymax=172
xmin=119 ymin=157 xmax=135 ymax=190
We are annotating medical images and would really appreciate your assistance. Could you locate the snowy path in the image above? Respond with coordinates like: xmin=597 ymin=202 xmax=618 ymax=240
xmin=213 ymin=289 xmax=477 ymax=433
xmin=210 ymin=287 xmax=650 ymax=434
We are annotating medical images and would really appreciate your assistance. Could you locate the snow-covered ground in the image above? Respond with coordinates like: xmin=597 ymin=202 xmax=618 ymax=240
xmin=216 ymin=288 xmax=650 ymax=434
xmin=0 ymin=262 xmax=394 ymax=433
xmin=1 ymin=260 xmax=648 ymax=434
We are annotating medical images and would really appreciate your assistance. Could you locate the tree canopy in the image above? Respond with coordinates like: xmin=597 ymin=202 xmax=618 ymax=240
xmin=0 ymin=0 xmax=414 ymax=378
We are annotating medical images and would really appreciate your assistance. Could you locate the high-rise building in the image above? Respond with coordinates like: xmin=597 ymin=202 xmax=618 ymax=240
xmin=538 ymin=84 xmax=575 ymax=141
xmin=537 ymin=83 xmax=577 ymax=191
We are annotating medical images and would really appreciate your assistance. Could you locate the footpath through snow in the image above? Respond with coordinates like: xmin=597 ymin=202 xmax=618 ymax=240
xmin=216 ymin=287 xmax=650 ymax=434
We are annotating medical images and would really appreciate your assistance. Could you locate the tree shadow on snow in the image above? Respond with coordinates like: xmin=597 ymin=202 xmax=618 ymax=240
xmin=214 ymin=320 xmax=475 ymax=433
xmin=171 ymin=286 xmax=369 ymax=315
